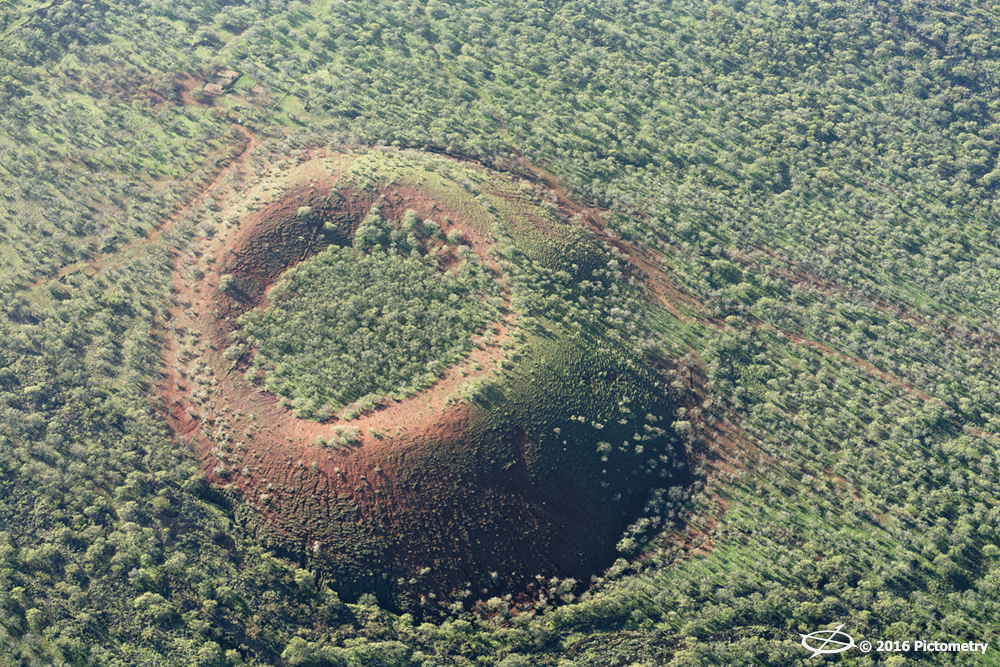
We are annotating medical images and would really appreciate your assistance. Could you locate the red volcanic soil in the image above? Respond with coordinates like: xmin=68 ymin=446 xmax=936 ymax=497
xmin=159 ymin=153 xmax=656 ymax=608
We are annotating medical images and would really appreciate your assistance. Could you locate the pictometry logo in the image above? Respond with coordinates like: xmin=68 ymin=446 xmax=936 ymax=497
xmin=800 ymin=624 xmax=857 ymax=657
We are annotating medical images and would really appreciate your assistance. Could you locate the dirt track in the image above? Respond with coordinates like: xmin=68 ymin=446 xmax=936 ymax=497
xmin=27 ymin=75 xmax=256 ymax=291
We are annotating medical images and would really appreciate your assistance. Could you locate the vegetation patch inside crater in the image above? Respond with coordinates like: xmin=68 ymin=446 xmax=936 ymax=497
xmin=235 ymin=208 xmax=502 ymax=420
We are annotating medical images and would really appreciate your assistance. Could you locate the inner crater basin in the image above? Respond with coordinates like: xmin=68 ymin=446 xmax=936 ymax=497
xmin=234 ymin=215 xmax=502 ymax=421
xmin=163 ymin=149 xmax=688 ymax=612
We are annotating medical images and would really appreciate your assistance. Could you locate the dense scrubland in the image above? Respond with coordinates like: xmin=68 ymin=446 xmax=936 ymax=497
xmin=3 ymin=0 xmax=1000 ymax=665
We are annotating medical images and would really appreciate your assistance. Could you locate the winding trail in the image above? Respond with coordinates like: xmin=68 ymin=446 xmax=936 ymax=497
xmin=26 ymin=83 xmax=257 ymax=291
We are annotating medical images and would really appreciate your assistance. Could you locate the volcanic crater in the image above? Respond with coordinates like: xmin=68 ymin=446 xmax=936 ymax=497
xmin=162 ymin=149 xmax=688 ymax=612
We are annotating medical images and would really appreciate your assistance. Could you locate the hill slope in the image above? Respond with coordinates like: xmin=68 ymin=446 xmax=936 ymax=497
xmin=161 ymin=149 xmax=687 ymax=609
